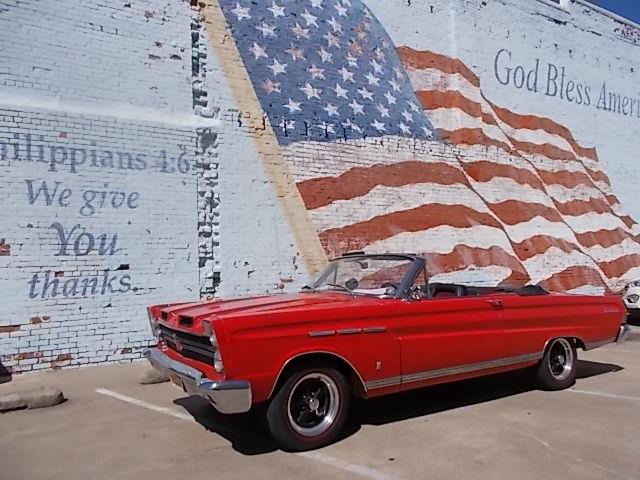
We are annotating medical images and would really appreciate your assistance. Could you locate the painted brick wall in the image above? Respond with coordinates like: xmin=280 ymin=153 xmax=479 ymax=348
xmin=1 ymin=0 xmax=639 ymax=373
xmin=0 ymin=0 xmax=204 ymax=372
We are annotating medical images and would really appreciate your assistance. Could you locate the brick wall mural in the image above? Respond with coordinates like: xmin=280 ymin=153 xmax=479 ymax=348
xmin=1 ymin=0 xmax=639 ymax=372
xmin=212 ymin=0 xmax=640 ymax=294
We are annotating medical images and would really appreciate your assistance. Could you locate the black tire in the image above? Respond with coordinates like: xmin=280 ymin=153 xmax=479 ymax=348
xmin=535 ymin=338 xmax=577 ymax=390
xmin=266 ymin=366 xmax=350 ymax=451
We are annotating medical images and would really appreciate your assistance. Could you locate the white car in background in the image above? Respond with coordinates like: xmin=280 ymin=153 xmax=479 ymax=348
xmin=623 ymin=279 xmax=640 ymax=321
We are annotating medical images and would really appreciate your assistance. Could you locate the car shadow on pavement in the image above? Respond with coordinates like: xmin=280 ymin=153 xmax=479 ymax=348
xmin=175 ymin=359 xmax=622 ymax=455
xmin=626 ymin=315 xmax=640 ymax=327
xmin=174 ymin=396 xmax=278 ymax=455
xmin=0 ymin=360 xmax=12 ymax=384
xmin=353 ymin=359 xmax=623 ymax=428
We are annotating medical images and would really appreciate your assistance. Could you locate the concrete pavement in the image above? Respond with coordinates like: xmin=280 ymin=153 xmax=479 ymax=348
xmin=1 ymin=329 xmax=639 ymax=480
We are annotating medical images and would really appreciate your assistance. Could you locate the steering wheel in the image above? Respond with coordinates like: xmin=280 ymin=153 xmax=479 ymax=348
xmin=345 ymin=278 xmax=359 ymax=290
xmin=410 ymin=285 xmax=425 ymax=300
xmin=381 ymin=282 xmax=398 ymax=289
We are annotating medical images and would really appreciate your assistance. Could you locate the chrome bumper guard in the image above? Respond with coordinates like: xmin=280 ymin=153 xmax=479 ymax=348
xmin=617 ymin=324 xmax=631 ymax=345
xmin=145 ymin=348 xmax=252 ymax=414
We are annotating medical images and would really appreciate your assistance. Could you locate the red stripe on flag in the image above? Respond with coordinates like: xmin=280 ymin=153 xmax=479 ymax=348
xmin=318 ymin=204 xmax=502 ymax=256
xmin=297 ymin=161 xmax=468 ymax=210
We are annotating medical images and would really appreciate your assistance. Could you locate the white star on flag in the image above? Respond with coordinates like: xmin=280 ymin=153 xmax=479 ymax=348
xmin=250 ymin=42 xmax=268 ymax=60
xmin=286 ymin=46 xmax=305 ymax=61
xmin=349 ymin=99 xmax=364 ymax=115
xmin=334 ymin=83 xmax=348 ymax=99
xmin=255 ymin=23 xmax=276 ymax=37
xmin=357 ymin=87 xmax=374 ymax=101
xmin=377 ymin=104 xmax=390 ymax=117
xmin=269 ymin=59 xmax=287 ymax=75
xmin=262 ymin=79 xmax=281 ymax=93
xmin=365 ymin=73 xmax=380 ymax=86
xmin=335 ymin=3 xmax=348 ymax=17
xmin=342 ymin=118 xmax=362 ymax=132
xmin=231 ymin=2 xmax=251 ymax=20
xmin=309 ymin=65 xmax=325 ymax=80
xmin=301 ymin=9 xmax=319 ymax=27
xmin=300 ymin=82 xmax=321 ymax=99
xmin=325 ymin=32 xmax=340 ymax=48
xmin=371 ymin=119 xmax=386 ymax=132
xmin=384 ymin=91 xmax=397 ymax=105
xmin=268 ymin=2 xmax=285 ymax=18
xmin=318 ymin=48 xmax=333 ymax=63
xmin=328 ymin=17 xmax=342 ymax=32
xmin=318 ymin=122 xmax=336 ymax=134
xmin=407 ymin=100 xmax=420 ymax=112
xmin=291 ymin=23 xmax=309 ymax=39
xmin=283 ymin=98 xmax=302 ymax=113
xmin=324 ymin=103 xmax=339 ymax=116
xmin=339 ymin=68 xmax=355 ymax=82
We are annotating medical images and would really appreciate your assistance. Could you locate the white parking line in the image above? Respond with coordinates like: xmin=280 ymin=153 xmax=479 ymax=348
xmin=299 ymin=452 xmax=407 ymax=480
xmin=94 ymin=388 xmax=409 ymax=480
xmin=567 ymin=389 xmax=640 ymax=402
xmin=95 ymin=388 xmax=196 ymax=422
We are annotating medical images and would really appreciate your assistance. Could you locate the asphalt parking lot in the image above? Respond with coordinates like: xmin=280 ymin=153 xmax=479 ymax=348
xmin=2 ymin=327 xmax=640 ymax=480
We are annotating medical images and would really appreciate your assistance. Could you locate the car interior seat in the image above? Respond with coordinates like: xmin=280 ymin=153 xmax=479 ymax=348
xmin=427 ymin=283 xmax=468 ymax=298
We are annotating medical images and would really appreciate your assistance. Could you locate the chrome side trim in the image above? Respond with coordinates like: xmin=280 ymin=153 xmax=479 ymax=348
xmin=365 ymin=352 xmax=543 ymax=390
xmin=402 ymin=352 xmax=543 ymax=385
xmin=309 ymin=330 xmax=336 ymax=338
xmin=337 ymin=328 xmax=362 ymax=335
xmin=363 ymin=327 xmax=386 ymax=334
xmin=366 ymin=376 xmax=402 ymax=390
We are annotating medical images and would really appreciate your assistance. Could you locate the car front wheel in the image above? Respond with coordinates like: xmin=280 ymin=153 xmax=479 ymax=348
xmin=535 ymin=338 xmax=577 ymax=390
xmin=266 ymin=366 xmax=350 ymax=451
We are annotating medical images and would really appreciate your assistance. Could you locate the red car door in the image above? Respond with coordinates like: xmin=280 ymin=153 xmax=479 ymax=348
xmin=397 ymin=294 xmax=508 ymax=391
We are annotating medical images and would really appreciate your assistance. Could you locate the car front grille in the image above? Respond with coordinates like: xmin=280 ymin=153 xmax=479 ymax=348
xmin=158 ymin=324 xmax=215 ymax=365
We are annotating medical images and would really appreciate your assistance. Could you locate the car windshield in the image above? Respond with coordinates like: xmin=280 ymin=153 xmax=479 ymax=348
xmin=309 ymin=255 xmax=416 ymax=296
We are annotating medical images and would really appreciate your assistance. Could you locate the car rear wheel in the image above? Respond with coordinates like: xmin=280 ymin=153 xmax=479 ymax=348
xmin=266 ymin=366 xmax=350 ymax=451
xmin=535 ymin=338 xmax=577 ymax=390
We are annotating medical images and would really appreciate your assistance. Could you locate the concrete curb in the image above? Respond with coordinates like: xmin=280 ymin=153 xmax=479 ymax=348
xmin=0 ymin=386 xmax=65 ymax=413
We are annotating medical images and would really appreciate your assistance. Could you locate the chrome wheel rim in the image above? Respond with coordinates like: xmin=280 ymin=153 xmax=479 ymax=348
xmin=548 ymin=338 xmax=574 ymax=381
xmin=287 ymin=373 xmax=340 ymax=437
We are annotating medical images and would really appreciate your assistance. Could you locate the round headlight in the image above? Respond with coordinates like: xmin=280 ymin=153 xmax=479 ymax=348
xmin=209 ymin=329 xmax=218 ymax=349
xmin=153 ymin=326 xmax=162 ymax=338
xmin=213 ymin=350 xmax=224 ymax=373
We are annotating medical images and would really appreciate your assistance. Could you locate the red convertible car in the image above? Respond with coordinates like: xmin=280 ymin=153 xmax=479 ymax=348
xmin=146 ymin=253 xmax=630 ymax=451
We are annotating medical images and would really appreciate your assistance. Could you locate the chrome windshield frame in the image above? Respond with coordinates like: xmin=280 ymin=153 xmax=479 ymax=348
xmin=308 ymin=254 xmax=425 ymax=299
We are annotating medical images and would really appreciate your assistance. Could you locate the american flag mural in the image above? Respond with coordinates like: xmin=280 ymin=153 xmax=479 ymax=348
xmin=217 ymin=0 xmax=640 ymax=294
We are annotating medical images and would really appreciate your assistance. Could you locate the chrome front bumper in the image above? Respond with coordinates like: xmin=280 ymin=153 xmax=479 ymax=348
xmin=617 ymin=324 xmax=632 ymax=345
xmin=145 ymin=348 xmax=252 ymax=414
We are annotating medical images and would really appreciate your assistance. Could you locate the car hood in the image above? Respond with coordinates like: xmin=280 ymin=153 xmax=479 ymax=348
xmin=157 ymin=292 xmax=383 ymax=334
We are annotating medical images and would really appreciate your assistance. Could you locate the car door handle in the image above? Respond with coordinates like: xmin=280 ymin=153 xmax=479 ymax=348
xmin=487 ymin=299 xmax=503 ymax=309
